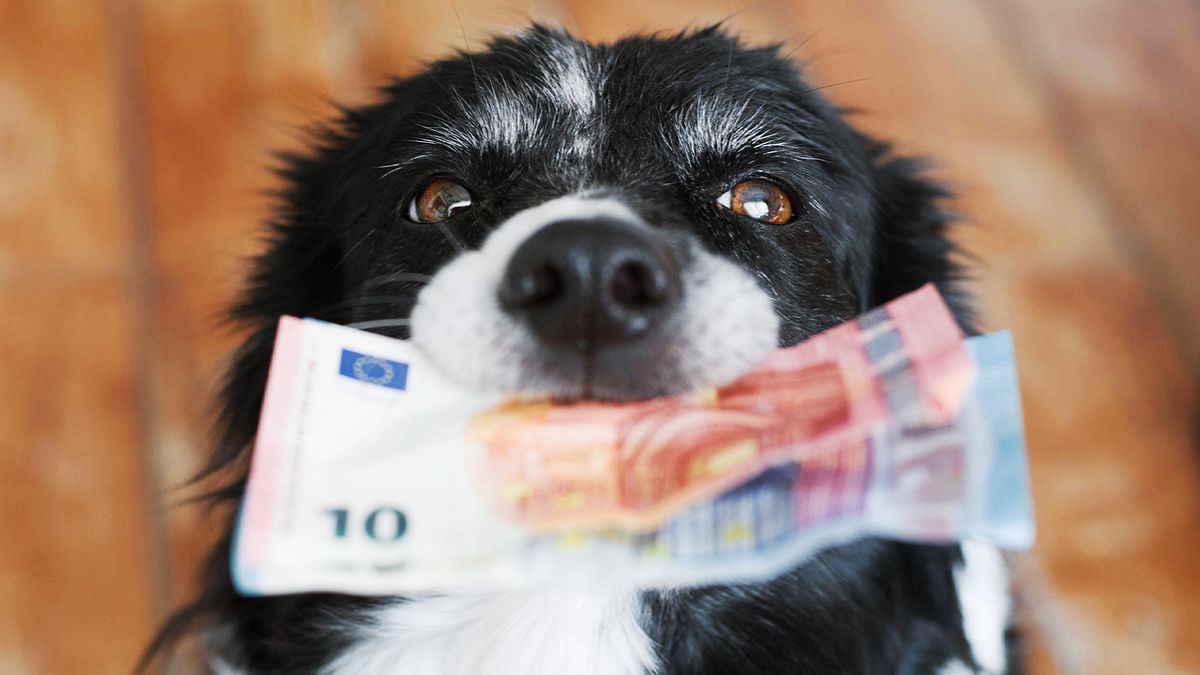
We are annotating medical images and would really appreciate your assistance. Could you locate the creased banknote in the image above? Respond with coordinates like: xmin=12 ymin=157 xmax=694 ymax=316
xmin=233 ymin=285 xmax=1033 ymax=595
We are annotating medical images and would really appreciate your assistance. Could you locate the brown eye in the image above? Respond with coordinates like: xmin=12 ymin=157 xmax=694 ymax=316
xmin=408 ymin=178 xmax=472 ymax=223
xmin=716 ymin=179 xmax=793 ymax=225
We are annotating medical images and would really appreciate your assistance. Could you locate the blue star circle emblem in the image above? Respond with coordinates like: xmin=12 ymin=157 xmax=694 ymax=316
xmin=352 ymin=355 xmax=394 ymax=385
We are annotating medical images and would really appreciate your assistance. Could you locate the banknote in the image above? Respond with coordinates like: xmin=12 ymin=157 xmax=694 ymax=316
xmin=470 ymin=285 xmax=973 ymax=533
xmin=233 ymin=285 xmax=1033 ymax=595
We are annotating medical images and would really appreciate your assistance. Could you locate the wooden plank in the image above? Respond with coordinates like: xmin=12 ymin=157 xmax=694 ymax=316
xmin=0 ymin=283 xmax=157 ymax=675
xmin=0 ymin=1 xmax=158 ymax=671
xmin=565 ymin=1 xmax=1200 ymax=672
xmin=986 ymin=0 xmax=1200 ymax=371
xmin=0 ymin=1 xmax=131 ymax=280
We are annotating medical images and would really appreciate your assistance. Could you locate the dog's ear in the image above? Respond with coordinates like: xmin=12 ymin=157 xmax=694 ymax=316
xmin=867 ymin=147 xmax=974 ymax=331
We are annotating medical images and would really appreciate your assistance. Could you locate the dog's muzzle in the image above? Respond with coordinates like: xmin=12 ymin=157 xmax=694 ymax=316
xmin=410 ymin=195 xmax=778 ymax=400
xmin=498 ymin=217 xmax=680 ymax=354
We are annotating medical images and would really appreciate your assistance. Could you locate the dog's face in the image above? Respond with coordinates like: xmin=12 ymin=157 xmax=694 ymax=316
xmin=165 ymin=28 xmax=976 ymax=672
xmin=239 ymin=26 xmax=963 ymax=410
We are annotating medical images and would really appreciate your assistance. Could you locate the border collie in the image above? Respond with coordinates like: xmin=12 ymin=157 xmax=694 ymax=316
xmin=146 ymin=25 xmax=1017 ymax=675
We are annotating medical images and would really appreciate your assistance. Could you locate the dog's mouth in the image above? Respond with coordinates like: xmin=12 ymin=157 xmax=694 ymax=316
xmin=408 ymin=196 xmax=780 ymax=402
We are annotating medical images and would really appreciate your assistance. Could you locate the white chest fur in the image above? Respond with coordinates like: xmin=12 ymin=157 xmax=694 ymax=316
xmin=211 ymin=547 xmax=1009 ymax=674
xmin=954 ymin=541 xmax=1011 ymax=674
xmin=320 ymin=590 xmax=657 ymax=675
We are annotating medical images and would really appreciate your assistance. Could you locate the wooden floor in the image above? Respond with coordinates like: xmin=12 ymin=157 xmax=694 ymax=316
xmin=2 ymin=0 xmax=1198 ymax=673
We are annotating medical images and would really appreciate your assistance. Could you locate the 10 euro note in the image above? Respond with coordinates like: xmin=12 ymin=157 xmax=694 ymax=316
xmin=233 ymin=284 xmax=1034 ymax=595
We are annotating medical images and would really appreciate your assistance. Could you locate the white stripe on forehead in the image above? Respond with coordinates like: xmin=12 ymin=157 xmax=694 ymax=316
xmin=538 ymin=38 xmax=598 ymax=115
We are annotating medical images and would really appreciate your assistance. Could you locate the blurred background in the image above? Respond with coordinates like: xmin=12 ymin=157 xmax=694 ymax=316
xmin=2 ymin=0 xmax=1198 ymax=673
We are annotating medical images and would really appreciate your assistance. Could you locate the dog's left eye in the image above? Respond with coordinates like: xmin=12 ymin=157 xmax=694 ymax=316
xmin=716 ymin=179 xmax=793 ymax=225
xmin=407 ymin=178 xmax=473 ymax=223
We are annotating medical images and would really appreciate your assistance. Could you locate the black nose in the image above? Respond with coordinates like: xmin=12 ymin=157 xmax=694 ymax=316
xmin=498 ymin=218 xmax=679 ymax=352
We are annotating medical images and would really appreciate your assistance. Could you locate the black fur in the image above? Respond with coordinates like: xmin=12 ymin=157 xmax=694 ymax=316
xmin=143 ymin=26 xmax=995 ymax=675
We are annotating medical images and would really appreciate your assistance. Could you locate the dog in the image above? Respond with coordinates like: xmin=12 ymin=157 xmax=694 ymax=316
xmin=145 ymin=25 xmax=1017 ymax=675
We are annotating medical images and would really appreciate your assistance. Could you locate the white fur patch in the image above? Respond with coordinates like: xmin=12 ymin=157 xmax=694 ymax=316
xmin=954 ymin=540 xmax=1010 ymax=674
xmin=664 ymin=249 xmax=781 ymax=388
xmin=320 ymin=590 xmax=656 ymax=675
xmin=209 ymin=656 xmax=246 ymax=675
xmin=937 ymin=659 xmax=976 ymax=675
xmin=410 ymin=195 xmax=779 ymax=398
xmin=541 ymin=40 xmax=598 ymax=114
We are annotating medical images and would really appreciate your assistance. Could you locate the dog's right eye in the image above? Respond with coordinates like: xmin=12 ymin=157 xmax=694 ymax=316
xmin=716 ymin=179 xmax=793 ymax=225
xmin=407 ymin=178 xmax=473 ymax=223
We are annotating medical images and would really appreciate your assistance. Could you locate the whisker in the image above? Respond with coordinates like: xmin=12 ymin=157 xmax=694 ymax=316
xmin=434 ymin=221 xmax=467 ymax=253
xmin=329 ymin=230 xmax=377 ymax=277
xmin=802 ymin=77 xmax=873 ymax=95
xmin=783 ymin=28 xmax=823 ymax=61
xmin=308 ymin=295 xmax=421 ymax=320
xmin=379 ymin=163 xmax=409 ymax=181
xmin=450 ymin=0 xmax=478 ymax=88
xmin=355 ymin=272 xmax=434 ymax=293
xmin=347 ymin=318 xmax=412 ymax=331
xmin=721 ymin=17 xmax=736 ymax=91
xmin=340 ymin=294 xmax=421 ymax=305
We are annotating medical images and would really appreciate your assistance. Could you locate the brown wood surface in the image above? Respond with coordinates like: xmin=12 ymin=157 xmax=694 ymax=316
xmin=1 ymin=1 xmax=1197 ymax=673
xmin=987 ymin=0 xmax=1200 ymax=373
xmin=0 ymin=1 xmax=158 ymax=673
